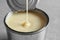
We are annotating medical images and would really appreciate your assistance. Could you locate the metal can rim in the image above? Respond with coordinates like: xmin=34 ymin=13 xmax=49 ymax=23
xmin=4 ymin=8 xmax=49 ymax=35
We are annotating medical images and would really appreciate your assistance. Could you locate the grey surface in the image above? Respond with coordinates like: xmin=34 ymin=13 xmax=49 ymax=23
xmin=0 ymin=0 xmax=60 ymax=40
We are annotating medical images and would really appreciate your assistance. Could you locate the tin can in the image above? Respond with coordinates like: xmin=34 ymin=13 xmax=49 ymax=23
xmin=4 ymin=0 xmax=49 ymax=40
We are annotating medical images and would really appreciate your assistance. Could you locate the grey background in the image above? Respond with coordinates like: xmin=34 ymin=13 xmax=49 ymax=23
xmin=0 ymin=0 xmax=60 ymax=40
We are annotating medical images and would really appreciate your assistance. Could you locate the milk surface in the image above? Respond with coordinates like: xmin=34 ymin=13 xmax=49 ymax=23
xmin=6 ymin=12 xmax=43 ymax=32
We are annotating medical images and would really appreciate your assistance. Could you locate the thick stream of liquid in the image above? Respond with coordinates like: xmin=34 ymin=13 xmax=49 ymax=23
xmin=22 ymin=0 xmax=31 ymax=27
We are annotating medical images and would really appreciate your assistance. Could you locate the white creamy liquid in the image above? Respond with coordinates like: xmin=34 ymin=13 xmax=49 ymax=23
xmin=24 ymin=0 xmax=31 ymax=27
xmin=5 ymin=12 xmax=43 ymax=32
